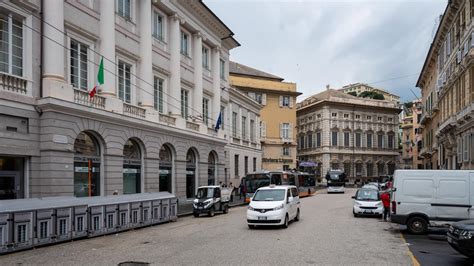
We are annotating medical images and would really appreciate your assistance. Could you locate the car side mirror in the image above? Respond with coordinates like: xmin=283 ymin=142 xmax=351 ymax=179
xmin=288 ymin=196 xmax=293 ymax=203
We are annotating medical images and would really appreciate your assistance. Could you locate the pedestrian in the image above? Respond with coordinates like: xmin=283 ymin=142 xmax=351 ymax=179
xmin=239 ymin=182 xmax=244 ymax=199
xmin=381 ymin=190 xmax=391 ymax=221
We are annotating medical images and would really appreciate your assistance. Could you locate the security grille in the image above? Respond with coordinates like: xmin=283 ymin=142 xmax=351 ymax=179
xmin=17 ymin=224 xmax=27 ymax=243
xmin=76 ymin=216 xmax=84 ymax=232
xmin=59 ymin=219 xmax=67 ymax=236
xmin=39 ymin=221 xmax=48 ymax=239
xmin=93 ymin=216 xmax=100 ymax=231
xmin=107 ymin=214 xmax=114 ymax=229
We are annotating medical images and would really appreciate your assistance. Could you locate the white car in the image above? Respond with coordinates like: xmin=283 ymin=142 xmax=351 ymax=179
xmin=352 ymin=188 xmax=383 ymax=217
xmin=247 ymin=185 xmax=300 ymax=229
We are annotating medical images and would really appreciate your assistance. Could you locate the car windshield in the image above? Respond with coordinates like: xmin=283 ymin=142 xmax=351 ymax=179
xmin=253 ymin=189 xmax=285 ymax=201
xmin=356 ymin=190 xmax=379 ymax=201
xmin=196 ymin=188 xmax=214 ymax=199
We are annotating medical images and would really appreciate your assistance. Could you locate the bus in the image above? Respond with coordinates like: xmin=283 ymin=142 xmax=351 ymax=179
xmin=325 ymin=169 xmax=346 ymax=193
xmin=243 ymin=171 xmax=316 ymax=202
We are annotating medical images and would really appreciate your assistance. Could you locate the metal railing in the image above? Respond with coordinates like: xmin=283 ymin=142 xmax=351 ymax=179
xmin=0 ymin=73 xmax=27 ymax=94
xmin=123 ymin=103 xmax=146 ymax=118
xmin=73 ymin=89 xmax=106 ymax=109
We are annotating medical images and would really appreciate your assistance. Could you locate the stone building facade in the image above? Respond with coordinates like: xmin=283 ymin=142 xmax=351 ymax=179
xmin=296 ymin=89 xmax=400 ymax=182
xmin=0 ymin=0 xmax=239 ymax=203
xmin=417 ymin=0 xmax=474 ymax=170
xmin=400 ymin=100 xmax=423 ymax=169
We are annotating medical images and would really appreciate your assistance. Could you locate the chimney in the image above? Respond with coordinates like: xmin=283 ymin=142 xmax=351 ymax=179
xmin=326 ymin=84 xmax=330 ymax=91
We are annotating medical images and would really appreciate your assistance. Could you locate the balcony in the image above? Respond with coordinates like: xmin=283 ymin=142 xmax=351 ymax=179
xmin=123 ymin=103 xmax=146 ymax=119
xmin=419 ymin=111 xmax=432 ymax=125
xmin=73 ymin=88 xmax=105 ymax=109
xmin=0 ymin=73 xmax=28 ymax=95
xmin=186 ymin=121 xmax=200 ymax=131
xmin=159 ymin=113 xmax=176 ymax=126
xmin=437 ymin=115 xmax=456 ymax=135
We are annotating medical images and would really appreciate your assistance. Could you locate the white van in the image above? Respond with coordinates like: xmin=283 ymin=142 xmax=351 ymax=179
xmin=391 ymin=170 xmax=474 ymax=234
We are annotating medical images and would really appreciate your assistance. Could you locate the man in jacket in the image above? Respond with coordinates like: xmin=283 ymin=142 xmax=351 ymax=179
xmin=381 ymin=191 xmax=391 ymax=221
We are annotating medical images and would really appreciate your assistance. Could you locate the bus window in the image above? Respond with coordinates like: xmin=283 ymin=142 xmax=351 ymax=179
xmin=288 ymin=174 xmax=296 ymax=186
xmin=271 ymin=174 xmax=282 ymax=185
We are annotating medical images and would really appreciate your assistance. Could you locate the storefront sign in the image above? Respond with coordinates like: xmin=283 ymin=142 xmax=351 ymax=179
xmin=74 ymin=167 xmax=99 ymax=173
xmin=262 ymin=158 xmax=294 ymax=163
xmin=123 ymin=168 xmax=139 ymax=174
xmin=159 ymin=169 xmax=170 ymax=174
xmin=52 ymin=134 xmax=68 ymax=144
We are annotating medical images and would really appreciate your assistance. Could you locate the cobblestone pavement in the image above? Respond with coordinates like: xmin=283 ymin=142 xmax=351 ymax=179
xmin=0 ymin=188 xmax=413 ymax=265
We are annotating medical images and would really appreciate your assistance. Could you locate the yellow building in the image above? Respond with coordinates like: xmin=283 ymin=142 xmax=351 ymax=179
xmin=400 ymin=100 xmax=423 ymax=169
xmin=229 ymin=62 xmax=301 ymax=171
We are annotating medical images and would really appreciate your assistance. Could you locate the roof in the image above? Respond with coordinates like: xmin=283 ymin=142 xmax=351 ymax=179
xmin=229 ymin=61 xmax=284 ymax=81
xmin=301 ymin=89 xmax=360 ymax=104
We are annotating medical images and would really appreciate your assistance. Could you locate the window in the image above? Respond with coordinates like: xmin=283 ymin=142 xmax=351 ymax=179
xmin=70 ymin=39 xmax=88 ymax=90
xmin=220 ymin=59 xmax=225 ymax=80
xmin=283 ymin=146 xmax=290 ymax=156
xmin=255 ymin=93 xmax=263 ymax=104
xmin=377 ymin=133 xmax=384 ymax=148
xmin=59 ymin=219 xmax=67 ymax=235
xmin=107 ymin=214 xmax=114 ymax=228
xmin=367 ymin=133 xmax=373 ymax=148
xmin=132 ymin=211 xmax=138 ymax=223
xmin=367 ymin=116 xmax=372 ymax=120
xmin=39 ymin=221 xmax=48 ymax=239
xmin=316 ymin=132 xmax=321 ymax=147
xmin=143 ymin=209 xmax=149 ymax=221
xmin=355 ymin=132 xmax=361 ymax=147
xmin=332 ymin=131 xmax=338 ymax=146
xmin=220 ymin=106 xmax=225 ymax=129
xmin=332 ymin=113 xmax=337 ymax=117
xmin=17 ymin=224 xmax=26 ymax=243
xmin=377 ymin=116 xmax=382 ymax=121
xmin=244 ymin=156 xmax=248 ymax=174
xmin=152 ymin=10 xmax=164 ymax=41
xmin=232 ymin=112 xmax=237 ymax=137
xmin=202 ymin=98 xmax=209 ymax=125
xmin=343 ymin=114 xmax=349 ymax=118
xmin=180 ymin=31 xmax=189 ymax=56
xmin=76 ymin=216 xmax=84 ymax=232
xmin=355 ymin=115 xmax=360 ymax=119
xmin=202 ymin=47 xmax=209 ymax=69
xmin=242 ymin=116 xmax=247 ymax=139
xmin=0 ymin=12 xmax=23 ymax=76
xmin=116 ymin=0 xmax=131 ymax=20
xmin=388 ymin=117 xmax=393 ymax=122
xmin=181 ymin=89 xmax=189 ymax=119
xmin=307 ymin=133 xmax=313 ymax=148
xmin=282 ymin=96 xmax=290 ymax=107
xmin=120 ymin=212 xmax=126 ymax=225
xmin=234 ymin=154 xmax=239 ymax=176
xmin=250 ymin=119 xmax=255 ymax=141
xmin=118 ymin=61 xmax=131 ymax=103
xmin=317 ymin=114 xmax=321 ymax=118
xmin=93 ymin=216 xmax=100 ymax=230
xmin=464 ymin=134 xmax=470 ymax=162
xmin=154 ymin=77 xmax=164 ymax=113
xmin=388 ymin=134 xmax=394 ymax=149
xmin=281 ymin=123 xmax=290 ymax=139
xmin=344 ymin=132 xmax=350 ymax=147
xmin=253 ymin=157 xmax=257 ymax=172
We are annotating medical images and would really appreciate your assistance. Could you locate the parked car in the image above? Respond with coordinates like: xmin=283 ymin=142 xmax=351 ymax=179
xmin=352 ymin=188 xmax=383 ymax=217
xmin=193 ymin=186 xmax=231 ymax=217
xmin=447 ymin=220 xmax=474 ymax=258
xmin=247 ymin=185 xmax=300 ymax=229
xmin=390 ymin=170 xmax=474 ymax=234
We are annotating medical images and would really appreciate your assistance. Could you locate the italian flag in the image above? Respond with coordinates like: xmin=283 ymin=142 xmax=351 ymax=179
xmin=89 ymin=57 xmax=104 ymax=99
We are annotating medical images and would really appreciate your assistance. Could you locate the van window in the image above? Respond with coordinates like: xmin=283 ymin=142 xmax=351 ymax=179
xmin=287 ymin=189 xmax=292 ymax=199
xmin=402 ymin=179 xmax=433 ymax=198
xmin=438 ymin=180 xmax=467 ymax=199
xmin=291 ymin=188 xmax=298 ymax=197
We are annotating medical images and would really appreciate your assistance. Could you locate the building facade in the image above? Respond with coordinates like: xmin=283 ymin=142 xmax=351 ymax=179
xmin=340 ymin=83 xmax=400 ymax=104
xmin=229 ymin=62 xmax=301 ymax=171
xmin=0 ymin=0 xmax=239 ymax=203
xmin=417 ymin=0 xmax=474 ymax=170
xmin=224 ymin=88 xmax=262 ymax=186
xmin=400 ymin=100 xmax=423 ymax=169
xmin=297 ymin=89 xmax=400 ymax=182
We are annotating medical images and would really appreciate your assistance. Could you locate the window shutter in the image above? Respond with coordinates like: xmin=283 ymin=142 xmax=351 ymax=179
xmin=261 ymin=121 xmax=266 ymax=137
xmin=261 ymin=93 xmax=267 ymax=105
xmin=457 ymin=138 xmax=462 ymax=163
xmin=289 ymin=96 xmax=294 ymax=108
xmin=279 ymin=96 xmax=283 ymax=107
xmin=279 ymin=123 xmax=283 ymax=138
xmin=289 ymin=123 xmax=293 ymax=141
xmin=464 ymin=134 xmax=469 ymax=162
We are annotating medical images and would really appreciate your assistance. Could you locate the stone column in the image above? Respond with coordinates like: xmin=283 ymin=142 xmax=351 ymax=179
xmin=212 ymin=47 xmax=221 ymax=123
xmin=168 ymin=15 xmax=181 ymax=116
xmin=43 ymin=0 xmax=64 ymax=80
xmin=99 ymin=0 xmax=116 ymax=96
xmin=138 ymin=0 xmax=154 ymax=108
xmin=193 ymin=33 xmax=203 ymax=120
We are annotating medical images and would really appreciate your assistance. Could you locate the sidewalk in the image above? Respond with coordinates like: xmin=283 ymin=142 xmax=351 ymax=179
xmin=177 ymin=192 xmax=247 ymax=216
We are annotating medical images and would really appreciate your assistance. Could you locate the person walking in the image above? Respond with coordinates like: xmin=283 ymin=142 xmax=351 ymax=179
xmin=381 ymin=191 xmax=391 ymax=221
xmin=239 ymin=181 xmax=244 ymax=199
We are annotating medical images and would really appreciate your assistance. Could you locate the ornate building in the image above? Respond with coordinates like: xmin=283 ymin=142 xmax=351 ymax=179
xmin=297 ymin=89 xmax=400 ymax=182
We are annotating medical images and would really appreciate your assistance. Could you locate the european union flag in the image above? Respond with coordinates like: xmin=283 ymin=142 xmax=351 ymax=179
xmin=214 ymin=112 xmax=222 ymax=132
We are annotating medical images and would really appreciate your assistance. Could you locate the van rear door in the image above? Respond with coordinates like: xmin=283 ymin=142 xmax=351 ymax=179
xmin=469 ymin=173 xmax=474 ymax=219
xmin=434 ymin=173 xmax=470 ymax=221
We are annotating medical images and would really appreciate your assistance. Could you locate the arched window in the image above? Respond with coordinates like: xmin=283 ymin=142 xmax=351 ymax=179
xmin=186 ymin=149 xmax=197 ymax=198
xmin=208 ymin=152 xmax=216 ymax=185
xmin=159 ymin=145 xmax=173 ymax=193
xmin=74 ymin=132 xmax=101 ymax=197
xmin=343 ymin=162 xmax=351 ymax=177
xmin=388 ymin=162 xmax=396 ymax=175
xmin=366 ymin=162 xmax=374 ymax=177
xmin=123 ymin=139 xmax=142 ymax=194
xmin=377 ymin=162 xmax=385 ymax=176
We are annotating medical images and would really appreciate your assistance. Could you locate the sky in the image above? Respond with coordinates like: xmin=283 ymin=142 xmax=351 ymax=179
xmin=205 ymin=0 xmax=447 ymax=103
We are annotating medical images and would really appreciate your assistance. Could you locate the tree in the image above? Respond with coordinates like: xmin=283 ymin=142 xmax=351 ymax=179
xmin=358 ymin=91 xmax=385 ymax=100
xmin=347 ymin=91 xmax=358 ymax=96
xmin=372 ymin=93 xmax=385 ymax=100
xmin=404 ymin=102 xmax=413 ymax=109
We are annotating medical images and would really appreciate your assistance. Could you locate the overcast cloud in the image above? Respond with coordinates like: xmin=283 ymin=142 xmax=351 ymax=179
xmin=205 ymin=0 xmax=447 ymax=103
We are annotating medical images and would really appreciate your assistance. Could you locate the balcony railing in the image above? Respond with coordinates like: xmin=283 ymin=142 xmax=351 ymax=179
xmin=0 ymin=73 xmax=27 ymax=94
xmin=73 ymin=88 xmax=105 ymax=109
xmin=159 ymin=114 xmax=176 ymax=125
xmin=186 ymin=121 xmax=200 ymax=131
xmin=123 ymin=103 xmax=146 ymax=118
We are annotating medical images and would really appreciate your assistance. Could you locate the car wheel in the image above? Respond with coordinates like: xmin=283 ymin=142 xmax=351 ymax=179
xmin=223 ymin=205 xmax=229 ymax=214
xmin=193 ymin=213 xmax=199 ymax=217
xmin=407 ymin=216 xmax=428 ymax=235
xmin=295 ymin=209 xmax=300 ymax=221
xmin=208 ymin=206 xmax=215 ymax=217
xmin=282 ymin=214 xmax=289 ymax=229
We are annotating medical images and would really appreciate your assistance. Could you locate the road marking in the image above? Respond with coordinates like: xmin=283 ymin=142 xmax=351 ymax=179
xmin=400 ymin=232 xmax=420 ymax=266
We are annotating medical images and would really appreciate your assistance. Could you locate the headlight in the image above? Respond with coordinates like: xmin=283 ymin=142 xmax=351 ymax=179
xmin=460 ymin=230 xmax=473 ymax=240
xmin=204 ymin=199 xmax=213 ymax=207
xmin=273 ymin=204 xmax=284 ymax=211
xmin=328 ymin=180 xmax=332 ymax=184
xmin=354 ymin=202 xmax=361 ymax=206
xmin=248 ymin=206 xmax=255 ymax=211
xmin=193 ymin=199 xmax=198 ymax=203
xmin=376 ymin=202 xmax=383 ymax=207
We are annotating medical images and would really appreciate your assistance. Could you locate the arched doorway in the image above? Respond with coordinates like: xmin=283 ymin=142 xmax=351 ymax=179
xmin=208 ymin=152 xmax=216 ymax=185
xmin=159 ymin=144 xmax=173 ymax=193
xmin=388 ymin=162 xmax=396 ymax=175
xmin=186 ymin=149 xmax=197 ymax=198
xmin=123 ymin=139 xmax=142 ymax=194
xmin=377 ymin=161 xmax=385 ymax=177
xmin=74 ymin=131 xmax=101 ymax=197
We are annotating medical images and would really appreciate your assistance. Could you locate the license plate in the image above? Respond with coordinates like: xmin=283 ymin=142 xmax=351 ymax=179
xmin=198 ymin=207 xmax=203 ymax=209
xmin=364 ymin=211 xmax=373 ymax=214
xmin=258 ymin=216 xmax=267 ymax=220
